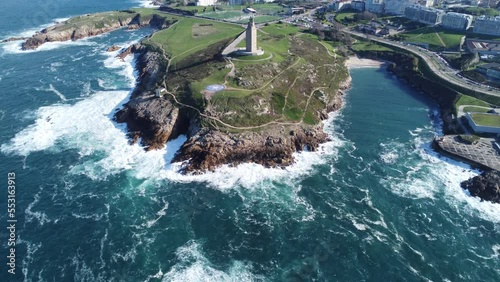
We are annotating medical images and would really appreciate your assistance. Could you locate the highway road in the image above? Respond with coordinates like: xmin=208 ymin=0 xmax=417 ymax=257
xmin=343 ymin=29 xmax=500 ymax=99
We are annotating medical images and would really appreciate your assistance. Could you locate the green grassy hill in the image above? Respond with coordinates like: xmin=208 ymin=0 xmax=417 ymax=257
xmin=145 ymin=17 xmax=243 ymax=65
xmin=399 ymin=27 xmax=464 ymax=50
xmin=150 ymin=20 xmax=348 ymax=131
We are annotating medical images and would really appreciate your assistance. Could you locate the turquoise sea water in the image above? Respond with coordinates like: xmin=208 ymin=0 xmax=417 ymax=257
xmin=0 ymin=1 xmax=499 ymax=281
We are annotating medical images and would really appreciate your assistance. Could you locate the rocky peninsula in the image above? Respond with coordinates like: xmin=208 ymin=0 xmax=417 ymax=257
xmin=2 ymin=9 xmax=175 ymax=50
xmin=114 ymin=17 xmax=349 ymax=173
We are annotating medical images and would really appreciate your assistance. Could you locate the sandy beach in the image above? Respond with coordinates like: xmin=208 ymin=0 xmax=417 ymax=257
xmin=346 ymin=56 xmax=386 ymax=69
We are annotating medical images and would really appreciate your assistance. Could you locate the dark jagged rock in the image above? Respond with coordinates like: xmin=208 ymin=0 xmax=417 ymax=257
xmin=461 ymin=171 xmax=500 ymax=204
xmin=1 ymin=37 xmax=29 ymax=43
xmin=114 ymin=42 xmax=189 ymax=150
xmin=173 ymin=126 xmax=329 ymax=173
xmin=107 ymin=45 xmax=121 ymax=52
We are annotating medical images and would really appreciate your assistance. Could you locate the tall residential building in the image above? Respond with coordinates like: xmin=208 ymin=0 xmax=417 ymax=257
xmin=351 ymin=0 xmax=366 ymax=11
xmin=385 ymin=0 xmax=419 ymax=15
xmin=441 ymin=12 xmax=473 ymax=30
xmin=473 ymin=16 xmax=500 ymax=36
xmin=404 ymin=4 xmax=444 ymax=25
xmin=366 ymin=0 xmax=385 ymax=13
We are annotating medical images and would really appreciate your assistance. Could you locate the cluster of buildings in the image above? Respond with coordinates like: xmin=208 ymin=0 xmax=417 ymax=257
xmin=404 ymin=7 xmax=500 ymax=35
xmin=403 ymin=5 xmax=473 ymax=30
xmin=196 ymin=0 xmax=275 ymax=6
xmin=404 ymin=4 xmax=444 ymax=25
xmin=473 ymin=15 xmax=500 ymax=36
xmin=330 ymin=0 xmax=435 ymax=15
xmin=466 ymin=39 xmax=500 ymax=56
xmin=329 ymin=0 xmax=500 ymax=35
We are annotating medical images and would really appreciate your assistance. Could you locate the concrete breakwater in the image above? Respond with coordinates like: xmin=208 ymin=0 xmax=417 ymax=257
xmin=433 ymin=135 xmax=500 ymax=172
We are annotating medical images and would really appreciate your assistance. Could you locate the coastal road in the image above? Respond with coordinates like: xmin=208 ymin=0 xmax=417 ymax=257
xmin=343 ymin=29 xmax=500 ymax=99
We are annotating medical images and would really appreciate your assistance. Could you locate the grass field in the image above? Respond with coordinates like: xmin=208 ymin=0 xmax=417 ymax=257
xmin=335 ymin=12 xmax=357 ymax=25
xmin=455 ymin=94 xmax=491 ymax=108
xmin=470 ymin=113 xmax=500 ymax=127
xmin=146 ymin=17 xmax=243 ymax=63
xmin=399 ymin=27 xmax=464 ymax=50
xmin=351 ymin=41 xmax=394 ymax=52
xmin=159 ymin=18 xmax=347 ymax=130
xmin=176 ymin=3 xmax=286 ymax=22
xmin=463 ymin=106 xmax=491 ymax=113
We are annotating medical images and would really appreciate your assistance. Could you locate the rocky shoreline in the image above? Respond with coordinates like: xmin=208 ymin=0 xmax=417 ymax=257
xmin=461 ymin=171 xmax=500 ymax=204
xmin=2 ymin=10 xmax=174 ymax=50
xmin=115 ymin=42 xmax=350 ymax=174
xmin=353 ymin=50 xmax=500 ymax=204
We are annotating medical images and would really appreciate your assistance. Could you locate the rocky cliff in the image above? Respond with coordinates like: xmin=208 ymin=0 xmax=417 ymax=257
xmin=114 ymin=43 xmax=189 ymax=151
xmin=461 ymin=171 xmax=500 ymax=204
xmin=115 ymin=41 xmax=349 ymax=173
xmin=16 ymin=11 xmax=173 ymax=50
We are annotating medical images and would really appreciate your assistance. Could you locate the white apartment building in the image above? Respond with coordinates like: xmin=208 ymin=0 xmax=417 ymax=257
xmin=441 ymin=12 xmax=473 ymax=30
xmin=404 ymin=4 xmax=444 ymax=25
xmin=473 ymin=16 xmax=500 ymax=36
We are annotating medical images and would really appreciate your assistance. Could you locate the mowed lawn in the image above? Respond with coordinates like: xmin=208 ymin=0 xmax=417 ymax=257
xmin=147 ymin=17 xmax=243 ymax=63
xmin=400 ymin=27 xmax=464 ymax=49
xmin=470 ymin=113 xmax=500 ymax=127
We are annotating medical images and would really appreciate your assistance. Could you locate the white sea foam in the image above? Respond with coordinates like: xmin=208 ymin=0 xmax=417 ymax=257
xmin=161 ymin=241 xmax=261 ymax=282
xmin=381 ymin=126 xmax=500 ymax=223
xmin=47 ymin=84 xmax=67 ymax=101
xmin=102 ymin=48 xmax=137 ymax=87
xmin=136 ymin=0 xmax=161 ymax=8
xmin=1 ymin=38 xmax=98 ymax=55
xmin=25 ymin=188 xmax=52 ymax=226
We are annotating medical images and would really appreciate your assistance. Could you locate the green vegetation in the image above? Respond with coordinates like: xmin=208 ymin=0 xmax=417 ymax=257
xmin=458 ymin=134 xmax=480 ymax=144
xmin=145 ymin=17 xmax=243 ymax=64
xmin=160 ymin=20 xmax=348 ymax=130
xmin=450 ymin=7 xmax=499 ymax=17
xmin=351 ymin=41 xmax=394 ymax=52
xmin=455 ymin=94 xmax=491 ymax=109
xmin=399 ymin=27 xmax=464 ymax=50
xmin=236 ymin=15 xmax=282 ymax=24
xmin=261 ymin=24 xmax=300 ymax=36
xmin=60 ymin=11 xmax=139 ymax=30
xmin=463 ymin=106 xmax=491 ymax=113
xmin=174 ymin=3 xmax=286 ymax=23
xmin=335 ymin=12 xmax=357 ymax=24
xmin=470 ymin=113 xmax=500 ymax=127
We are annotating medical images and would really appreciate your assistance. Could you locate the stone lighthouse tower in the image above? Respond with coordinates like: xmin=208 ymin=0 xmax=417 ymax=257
xmin=245 ymin=16 xmax=257 ymax=53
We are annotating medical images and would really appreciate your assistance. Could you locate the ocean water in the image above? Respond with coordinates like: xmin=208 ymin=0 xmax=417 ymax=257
xmin=0 ymin=1 xmax=499 ymax=281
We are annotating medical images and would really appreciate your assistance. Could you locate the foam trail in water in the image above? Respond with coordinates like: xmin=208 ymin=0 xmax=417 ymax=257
xmin=160 ymin=241 xmax=261 ymax=282
xmin=47 ymin=84 xmax=67 ymax=101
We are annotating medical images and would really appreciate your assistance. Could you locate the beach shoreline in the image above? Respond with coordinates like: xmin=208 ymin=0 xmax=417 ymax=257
xmin=346 ymin=56 xmax=386 ymax=69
